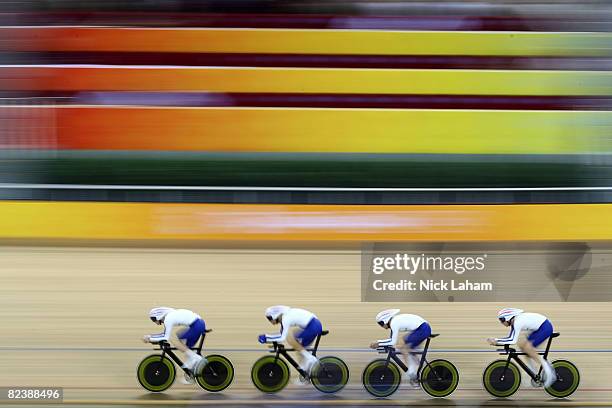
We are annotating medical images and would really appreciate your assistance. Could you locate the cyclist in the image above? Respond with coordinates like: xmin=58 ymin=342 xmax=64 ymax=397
xmin=487 ymin=308 xmax=556 ymax=387
xmin=143 ymin=307 xmax=206 ymax=383
xmin=370 ymin=309 xmax=432 ymax=385
xmin=258 ymin=305 xmax=321 ymax=377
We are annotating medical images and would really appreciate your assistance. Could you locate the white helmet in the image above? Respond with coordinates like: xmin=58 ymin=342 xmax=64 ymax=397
xmin=149 ymin=307 xmax=174 ymax=323
xmin=497 ymin=308 xmax=523 ymax=323
xmin=376 ymin=309 xmax=400 ymax=326
xmin=265 ymin=305 xmax=290 ymax=322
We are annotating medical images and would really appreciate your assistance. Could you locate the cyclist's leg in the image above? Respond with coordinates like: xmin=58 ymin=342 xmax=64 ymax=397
xmin=172 ymin=328 xmax=190 ymax=353
xmin=398 ymin=341 xmax=417 ymax=379
xmin=293 ymin=318 xmax=323 ymax=374
xmin=402 ymin=323 xmax=432 ymax=381
xmin=520 ymin=320 xmax=555 ymax=385
xmin=287 ymin=327 xmax=303 ymax=351
xmin=287 ymin=327 xmax=310 ymax=371
xmin=177 ymin=319 xmax=206 ymax=369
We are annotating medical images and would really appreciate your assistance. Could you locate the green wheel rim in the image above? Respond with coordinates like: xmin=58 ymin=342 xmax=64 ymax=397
xmin=420 ymin=359 xmax=459 ymax=398
xmin=311 ymin=356 xmax=350 ymax=394
xmin=137 ymin=354 xmax=176 ymax=392
xmin=483 ymin=360 xmax=521 ymax=398
xmin=196 ymin=354 xmax=234 ymax=392
xmin=545 ymin=360 xmax=580 ymax=398
xmin=362 ymin=359 xmax=402 ymax=398
xmin=251 ymin=355 xmax=290 ymax=393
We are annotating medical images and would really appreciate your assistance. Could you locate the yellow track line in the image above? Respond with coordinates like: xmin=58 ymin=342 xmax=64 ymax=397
xmin=2 ymin=202 xmax=612 ymax=241
xmin=3 ymin=27 xmax=612 ymax=56
xmin=6 ymin=67 xmax=612 ymax=95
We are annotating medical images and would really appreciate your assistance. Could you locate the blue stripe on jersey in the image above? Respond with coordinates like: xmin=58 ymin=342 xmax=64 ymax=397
xmin=497 ymin=327 xmax=515 ymax=343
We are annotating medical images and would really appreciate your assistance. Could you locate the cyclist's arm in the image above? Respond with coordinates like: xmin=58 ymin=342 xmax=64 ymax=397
xmin=377 ymin=320 xmax=400 ymax=347
xmin=265 ymin=322 xmax=289 ymax=343
xmin=495 ymin=324 xmax=519 ymax=345
xmin=376 ymin=329 xmax=397 ymax=347
xmin=150 ymin=317 xmax=175 ymax=342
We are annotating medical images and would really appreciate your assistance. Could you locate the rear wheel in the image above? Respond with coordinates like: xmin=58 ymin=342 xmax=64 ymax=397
xmin=196 ymin=354 xmax=234 ymax=392
xmin=483 ymin=360 xmax=521 ymax=398
xmin=251 ymin=355 xmax=290 ymax=393
xmin=545 ymin=360 xmax=580 ymax=398
xmin=137 ymin=354 xmax=176 ymax=392
xmin=362 ymin=359 xmax=402 ymax=398
xmin=420 ymin=359 xmax=459 ymax=397
xmin=311 ymin=356 xmax=349 ymax=394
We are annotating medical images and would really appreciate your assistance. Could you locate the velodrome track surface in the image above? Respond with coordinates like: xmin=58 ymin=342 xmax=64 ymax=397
xmin=1 ymin=246 xmax=611 ymax=407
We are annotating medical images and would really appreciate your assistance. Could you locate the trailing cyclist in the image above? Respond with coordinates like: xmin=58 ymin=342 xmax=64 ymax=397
xmin=487 ymin=308 xmax=556 ymax=387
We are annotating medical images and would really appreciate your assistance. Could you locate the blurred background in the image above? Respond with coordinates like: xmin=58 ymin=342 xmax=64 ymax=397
xmin=1 ymin=0 xmax=612 ymax=406
xmin=2 ymin=0 xmax=612 ymax=204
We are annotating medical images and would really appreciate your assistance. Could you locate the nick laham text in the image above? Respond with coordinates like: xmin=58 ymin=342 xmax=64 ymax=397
xmin=372 ymin=279 xmax=493 ymax=292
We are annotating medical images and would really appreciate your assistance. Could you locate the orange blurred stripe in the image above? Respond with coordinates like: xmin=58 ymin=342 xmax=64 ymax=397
xmin=0 ymin=105 xmax=602 ymax=154
xmin=41 ymin=105 xmax=610 ymax=154
xmin=2 ymin=27 xmax=610 ymax=56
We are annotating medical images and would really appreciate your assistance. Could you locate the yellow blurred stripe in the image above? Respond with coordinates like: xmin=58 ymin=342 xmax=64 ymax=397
xmin=3 ymin=27 xmax=612 ymax=56
xmin=44 ymin=106 xmax=612 ymax=154
xmin=7 ymin=66 xmax=612 ymax=95
xmin=1 ymin=201 xmax=611 ymax=241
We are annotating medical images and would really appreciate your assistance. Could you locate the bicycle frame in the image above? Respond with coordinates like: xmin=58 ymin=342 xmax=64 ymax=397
xmin=377 ymin=335 xmax=437 ymax=378
xmin=496 ymin=332 xmax=559 ymax=381
xmin=153 ymin=329 xmax=211 ymax=374
xmin=268 ymin=331 xmax=326 ymax=378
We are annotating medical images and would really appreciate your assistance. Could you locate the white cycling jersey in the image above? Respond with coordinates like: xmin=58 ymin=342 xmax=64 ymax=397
xmin=150 ymin=309 xmax=201 ymax=342
xmin=378 ymin=314 xmax=427 ymax=347
xmin=495 ymin=312 xmax=548 ymax=345
xmin=265 ymin=308 xmax=317 ymax=343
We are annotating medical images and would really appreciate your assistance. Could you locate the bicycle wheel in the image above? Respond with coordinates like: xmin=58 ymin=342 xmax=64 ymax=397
xmin=362 ymin=359 xmax=402 ymax=398
xmin=251 ymin=355 xmax=290 ymax=393
xmin=137 ymin=354 xmax=176 ymax=392
xmin=311 ymin=356 xmax=349 ymax=394
xmin=196 ymin=354 xmax=234 ymax=392
xmin=545 ymin=360 xmax=580 ymax=398
xmin=420 ymin=359 xmax=459 ymax=398
xmin=483 ymin=360 xmax=521 ymax=398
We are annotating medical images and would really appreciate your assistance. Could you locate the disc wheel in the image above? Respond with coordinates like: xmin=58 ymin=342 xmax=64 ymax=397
xmin=251 ymin=355 xmax=290 ymax=393
xmin=311 ymin=356 xmax=349 ymax=394
xmin=137 ymin=354 xmax=176 ymax=392
xmin=483 ymin=360 xmax=521 ymax=398
xmin=196 ymin=354 xmax=234 ymax=392
xmin=362 ymin=359 xmax=402 ymax=398
xmin=420 ymin=359 xmax=459 ymax=398
xmin=545 ymin=360 xmax=580 ymax=398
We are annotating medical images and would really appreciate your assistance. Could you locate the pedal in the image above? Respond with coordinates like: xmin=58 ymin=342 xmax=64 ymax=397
xmin=293 ymin=374 xmax=310 ymax=386
xmin=403 ymin=373 xmax=420 ymax=388
xmin=180 ymin=372 xmax=195 ymax=385
xmin=530 ymin=377 xmax=544 ymax=388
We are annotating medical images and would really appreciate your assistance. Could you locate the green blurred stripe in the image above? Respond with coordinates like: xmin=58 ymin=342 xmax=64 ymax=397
xmin=7 ymin=153 xmax=612 ymax=188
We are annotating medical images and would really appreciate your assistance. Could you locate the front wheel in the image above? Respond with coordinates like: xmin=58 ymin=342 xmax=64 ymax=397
xmin=420 ymin=359 xmax=459 ymax=398
xmin=196 ymin=354 xmax=234 ymax=392
xmin=483 ymin=360 xmax=521 ymax=398
xmin=137 ymin=354 xmax=176 ymax=392
xmin=311 ymin=356 xmax=349 ymax=394
xmin=362 ymin=358 xmax=402 ymax=398
xmin=545 ymin=360 xmax=580 ymax=398
xmin=251 ymin=355 xmax=290 ymax=393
